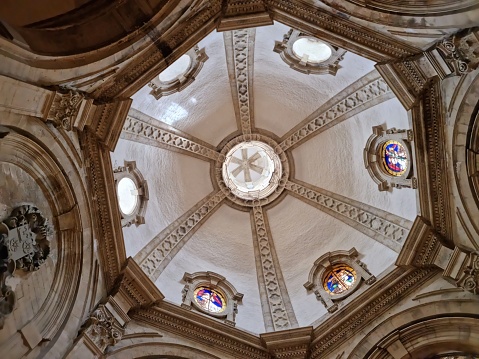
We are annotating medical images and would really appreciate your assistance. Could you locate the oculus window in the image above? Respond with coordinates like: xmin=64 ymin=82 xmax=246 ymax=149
xmin=323 ymin=265 xmax=356 ymax=295
xmin=194 ymin=286 xmax=227 ymax=314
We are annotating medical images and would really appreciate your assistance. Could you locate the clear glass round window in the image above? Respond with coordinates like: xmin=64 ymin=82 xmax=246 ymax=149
xmin=117 ymin=177 xmax=138 ymax=215
xmin=158 ymin=54 xmax=192 ymax=82
xmin=292 ymin=37 xmax=332 ymax=64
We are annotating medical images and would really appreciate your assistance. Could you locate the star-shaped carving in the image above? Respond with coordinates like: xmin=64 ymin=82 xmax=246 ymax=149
xmin=230 ymin=149 xmax=264 ymax=183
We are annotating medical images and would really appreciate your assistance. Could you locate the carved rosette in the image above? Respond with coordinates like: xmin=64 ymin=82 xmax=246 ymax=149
xmin=83 ymin=304 xmax=123 ymax=353
xmin=47 ymin=91 xmax=85 ymax=131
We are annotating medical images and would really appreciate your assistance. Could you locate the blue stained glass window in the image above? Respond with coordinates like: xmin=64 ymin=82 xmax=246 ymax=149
xmin=382 ymin=140 xmax=408 ymax=176
xmin=323 ymin=265 xmax=356 ymax=295
xmin=194 ymin=286 xmax=226 ymax=313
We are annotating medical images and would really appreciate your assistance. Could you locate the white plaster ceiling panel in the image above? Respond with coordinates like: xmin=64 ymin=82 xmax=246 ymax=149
xmin=111 ymin=139 xmax=214 ymax=257
xmin=155 ymin=205 xmax=265 ymax=334
xmin=266 ymin=195 xmax=398 ymax=327
xmin=253 ymin=22 xmax=376 ymax=138
xmin=131 ymin=31 xmax=237 ymax=147
xmin=293 ymin=97 xmax=417 ymax=221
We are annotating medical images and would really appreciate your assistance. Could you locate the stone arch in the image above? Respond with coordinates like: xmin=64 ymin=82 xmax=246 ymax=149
xmin=0 ymin=113 xmax=95 ymax=358
xmin=452 ymin=71 xmax=479 ymax=249
xmin=348 ymin=300 xmax=479 ymax=359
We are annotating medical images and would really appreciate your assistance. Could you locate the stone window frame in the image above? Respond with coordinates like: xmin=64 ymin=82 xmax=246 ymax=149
xmin=148 ymin=45 xmax=208 ymax=100
xmin=113 ymin=160 xmax=149 ymax=228
xmin=181 ymin=271 xmax=243 ymax=326
xmin=273 ymin=29 xmax=346 ymax=76
xmin=364 ymin=125 xmax=417 ymax=191
xmin=303 ymin=248 xmax=376 ymax=313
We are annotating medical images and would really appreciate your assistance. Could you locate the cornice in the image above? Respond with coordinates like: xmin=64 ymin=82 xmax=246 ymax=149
xmin=81 ymin=131 xmax=127 ymax=290
xmin=265 ymin=0 xmax=420 ymax=62
xmin=309 ymin=267 xmax=437 ymax=358
xmin=131 ymin=303 xmax=272 ymax=359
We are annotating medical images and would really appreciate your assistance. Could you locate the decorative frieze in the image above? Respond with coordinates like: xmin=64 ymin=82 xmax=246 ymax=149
xmin=135 ymin=191 xmax=226 ymax=282
xmin=280 ymin=74 xmax=392 ymax=151
xmin=285 ymin=179 xmax=412 ymax=252
xmin=224 ymin=29 xmax=256 ymax=135
xmin=251 ymin=206 xmax=297 ymax=331
xmin=217 ymin=0 xmax=273 ymax=31
xmin=122 ymin=111 xmax=221 ymax=162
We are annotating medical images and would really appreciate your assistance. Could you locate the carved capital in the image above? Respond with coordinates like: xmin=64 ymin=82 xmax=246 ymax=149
xmin=83 ymin=304 xmax=123 ymax=353
xmin=436 ymin=29 xmax=479 ymax=76
xmin=46 ymin=91 xmax=86 ymax=131
xmin=261 ymin=327 xmax=313 ymax=359
xmin=456 ymin=251 xmax=479 ymax=295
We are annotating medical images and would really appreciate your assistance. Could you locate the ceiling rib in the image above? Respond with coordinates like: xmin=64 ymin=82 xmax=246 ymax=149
xmin=279 ymin=70 xmax=394 ymax=151
xmin=121 ymin=108 xmax=222 ymax=162
xmin=286 ymin=179 xmax=412 ymax=253
xmin=224 ymin=28 xmax=256 ymax=135
xmin=251 ymin=205 xmax=299 ymax=332
xmin=134 ymin=190 xmax=226 ymax=282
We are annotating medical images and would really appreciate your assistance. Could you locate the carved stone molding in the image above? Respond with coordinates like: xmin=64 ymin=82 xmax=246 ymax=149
xmin=224 ymin=29 xmax=256 ymax=135
xmin=148 ymin=45 xmax=209 ymax=99
xmin=112 ymin=258 xmax=165 ymax=312
xmin=251 ymin=206 xmax=297 ymax=332
xmin=217 ymin=0 xmax=273 ymax=32
xmin=181 ymin=271 xmax=243 ymax=326
xmin=364 ymin=125 xmax=417 ymax=191
xmin=396 ymin=216 xmax=447 ymax=269
xmin=304 ymin=248 xmax=376 ymax=313
xmin=81 ymin=131 xmax=127 ymax=290
xmin=377 ymin=28 xmax=479 ymax=110
xmin=131 ymin=302 xmax=271 ymax=359
xmin=285 ymin=179 xmax=412 ymax=252
xmin=122 ymin=109 xmax=221 ymax=162
xmin=265 ymin=0 xmax=420 ymax=61
xmin=280 ymin=72 xmax=393 ymax=151
xmin=134 ymin=191 xmax=226 ymax=282
xmin=82 ymin=304 xmax=124 ymax=354
xmin=309 ymin=267 xmax=437 ymax=359
xmin=43 ymin=89 xmax=131 ymax=151
xmin=274 ymin=29 xmax=346 ymax=75
xmin=261 ymin=327 xmax=313 ymax=359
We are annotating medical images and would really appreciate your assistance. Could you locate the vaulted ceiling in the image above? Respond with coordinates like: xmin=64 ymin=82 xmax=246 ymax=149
xmin=111 ymin=21 xmax=418 ymax=334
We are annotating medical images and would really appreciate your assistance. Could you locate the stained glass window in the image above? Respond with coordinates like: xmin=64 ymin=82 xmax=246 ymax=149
xmin=323 ymin=265 xmax=356 ymax=295
xmin=194 ymin=286 xmax=226 ymax=314
xmin=382 ymin=140 xmax=408 ymax=176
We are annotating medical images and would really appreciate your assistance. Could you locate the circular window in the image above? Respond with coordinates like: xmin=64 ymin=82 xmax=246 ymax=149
xmin=194 ymin=286 xmax=227 ymax=314
xmin=158 ymin=55 xmax=192 ymax=82
xmin=382 ymin=140 xmax=408 ymax=177
xmin=222 ymin=141 xmax=281 ymax=201
xmin=323 ymin=265 xmax=357 ymax=295
xmin=292 ymin=37 xmax=332 ymax=64
xmin=117 ymin=177 xmax=138 ymax=215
